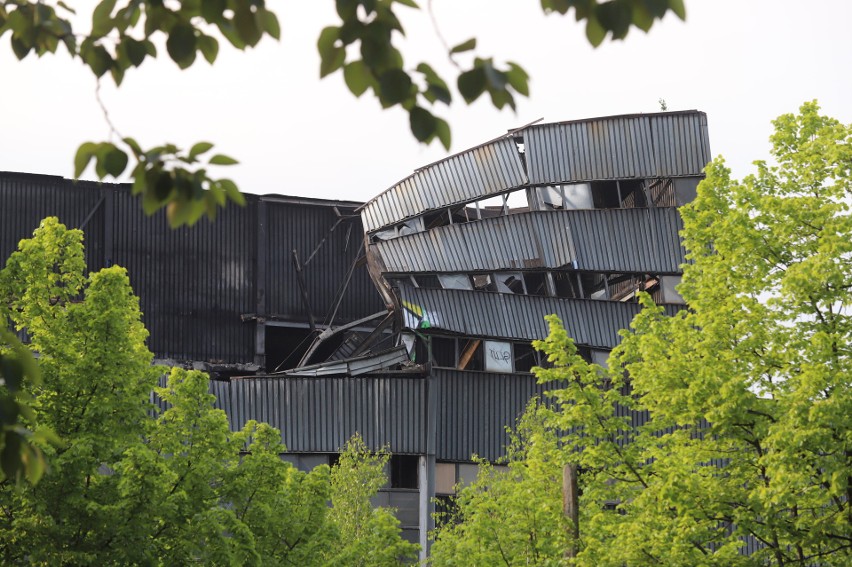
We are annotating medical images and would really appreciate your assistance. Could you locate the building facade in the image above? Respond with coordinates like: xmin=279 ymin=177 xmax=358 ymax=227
xmin=0 ymin=110 xmax=710 ymax=558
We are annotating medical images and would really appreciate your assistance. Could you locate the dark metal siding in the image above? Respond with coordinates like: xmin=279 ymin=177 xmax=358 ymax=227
xmin=0 ymin=172 xmax=108 ymax=271
xmin=524 ymin=111 xmax=711 ymax=184
xmin=373 ymin=207 xmax=685 ymax=275
xmin=361 ymin=138 xmax=527 ymax=232
xmin=266 ymin=202 xmax=383 ymax=324
xmin=400 ymin=287 xmax=681 ymax=348
xmin=1 ymin=172 xmax=383 ymax=365
xmin=435 ymin=369 xmax=557 ymax=462
xmin=110 ymin=190 xmax=258 ymax=362
xmin=221 ymin=376 xmax=426 ymax=454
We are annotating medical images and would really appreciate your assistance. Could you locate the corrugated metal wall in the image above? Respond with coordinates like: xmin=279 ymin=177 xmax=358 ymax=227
xmin=1 ymin=172 xmax=383 ymax=365
xmin=400 ymin=287 xmax=681 ymax=348
xmin=0 ymin=172 xmax=108 ymax=271
xmin=434 ymin=369 xmax=557 ymax=462
xmin=359 ymin=111 xmax=710 ymax=234
xmin=221 ymin=376 xmax=426 ymax=454
xmin=110 ymin=190 xmax=258 ymax=362
xmin=524 ymin=111 xmax=710 ymax=184
xmin=373 ymin=207 xmax=685 ymax=275
xmin=361 ymin=138 xmax=527 ymax=232
xmin=266 ymin=202 xmax=383 ymax=323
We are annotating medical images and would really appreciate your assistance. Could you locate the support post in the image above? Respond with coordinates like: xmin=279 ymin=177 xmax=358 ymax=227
xmin=563 ymin=464 xmax=579 ymax=559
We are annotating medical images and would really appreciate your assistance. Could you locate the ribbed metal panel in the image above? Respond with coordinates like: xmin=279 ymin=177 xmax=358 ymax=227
xmin=400 ymin=287 xmax=681 ymax=348
xmin=221 ymin=376 xmax=426 ymax=453
xmin=266 ymin=202 xmax=383 ymax=323
xmin=524 ymin=111 xmax=710 ymax=184
xmin=569 ymin=207 xmax=685 ymax=273
xmin=1 ymin=172 xmax=384 ymax=365
xmin=0 ymin=172 xmax=108 ymax=271
xmin=373 ymin=207 xmax=685 ymax=275
xmin=434 ymin=369 xmax=558 ymax=462
xmin=111 ymin=189 xmax=257 ymax=363
xmin=361 ymin=138 xmax=527 ymax=233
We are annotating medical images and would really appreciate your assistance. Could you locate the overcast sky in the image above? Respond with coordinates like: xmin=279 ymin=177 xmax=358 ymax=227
xmin=3 ymin=1 xmax=851 ymax=202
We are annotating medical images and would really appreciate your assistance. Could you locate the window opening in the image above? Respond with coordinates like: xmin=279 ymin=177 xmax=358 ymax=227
xmin=458 ymin=339 xmax=483 ymax=371
xmin=413 ymin=274 xmax=441 ymax=289
xmin=398 ymin=218 xmax=424 ymax=236
xmin=618 ymin=179 xmax=647 ymax=208
xmin=438 ymin=273 xmax=473 ymax=290
xmin=495 ymin=272 xmax=526 ymax=294
xmin=523 ymin=272 xmax=549 ymax=296
xmin=471 ymin=274 xmax=496 ymax=292
xmin=513 ymin=342 xmax=536 ymax=372
xmin=590 ymin=181 xmax=621 ymax=209
xmin=423 ymin=209 xmax=451 ymax=230
xmin=432 ymin=336 xmax=457 ymax=367
xmin=553 ymin=271 xmax=579 ymax=298
xmin=390 ymin=455 xmax=420 ymax=489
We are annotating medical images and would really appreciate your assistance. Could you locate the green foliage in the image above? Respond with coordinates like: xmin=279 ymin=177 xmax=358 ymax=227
xmin=1 ymin=1 xmax=685 ymax=226
xmin=325 ymin=433 xmax=420 ymax=565
xmin=0 ymin=218 xmax=414 ymax=564
xmin=0 ymin=330 xmax=53 ymax=484
xmin=430 ymin=401 xmax=572 ymax=567
xmin=429 ymin=102 xmax=852 ymax=566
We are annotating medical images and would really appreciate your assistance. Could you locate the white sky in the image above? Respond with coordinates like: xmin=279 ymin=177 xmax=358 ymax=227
xmin=3 ymin=1 xmax=851 ymax=202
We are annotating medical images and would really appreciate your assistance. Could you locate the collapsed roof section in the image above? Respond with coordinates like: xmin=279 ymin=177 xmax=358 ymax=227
xmin=345 ymin=110 xmax=710 ymax=373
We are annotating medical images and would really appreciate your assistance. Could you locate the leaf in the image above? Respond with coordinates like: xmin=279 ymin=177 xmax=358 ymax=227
xmin=434 ymin=117 xmax=451 ymax=150
xmin=343 ymin=61 xmax=372 ymax=97
xmin=505 ymin=62 xmax=529 ymax=96
xmin=234 ymin=3 xmax=262 ymax=47
xmin=189 ymin=142 xmax=214 ymax=160
xmin=122 ymin=137 xmax=142 ymax=157
xmin=585 ymin=17 xmax=606 ymax=47
xmin=409 ymin=107 xmax=437 ymax=142
xmin=104 ymin=147 xmax=128 ymax=177
xmin=378 ymin=68 xmax=412 ymax=105
xmin=260 ymin=9 xmax=281 ymax=40
xmin=218 ymin=179 xmax=245 ymax=206
xmin=669 ymin=0 xmax=686 ymax=20
xmin=457 ymin=67 xmax=486 ymax=103
xmin=197 ymin=35 xmax=219 ymax=64
xmin=166 ymin=22 xmax=197 ymax=68
xmin=74 ymin=142 xmax=97 ymax=177
xmin=450 ymin=38 xmax=476 ymax=55
xmin=82 ymin=43 xmax=113 ymax=77
xmin=209 ymin=154 xmax=239 ymax=166
xmin=91 ymin=0 xmax=117 ymax=38
xmin=123 ymin=37 xmax=147 ymax=67
xmin=10 ymin=38 xmax=29 ymax=60
xmin=394 ymin=0 xmax=419 ymax=7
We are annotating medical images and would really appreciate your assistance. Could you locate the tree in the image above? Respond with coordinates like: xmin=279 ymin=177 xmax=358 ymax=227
xmin=0 ymin=217 xmax=415 ymax=564
xmin=430 ymin=401 xmax=573 ymax=567
xmin=324 ymin=434 xmax=420 ymax=565
xmin=429 ymin=102 xmax=852 ymax=566
xmin=0 ymin=0 xmax=686 ymax=226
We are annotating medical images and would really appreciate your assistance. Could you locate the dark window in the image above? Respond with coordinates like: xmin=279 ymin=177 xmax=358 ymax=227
xmin=432 ymin=336 xmax=457 ymax=367
xmin=591 ymin=181 xmax=621 ymax=209
xmin=423 ymin=209 xmax=451 ymax=230
xmin=524 ymin=272 xmax=549 ymax=296
xmin=619 ymin=179 xmax=647 ymax=207
xmin=391 ymin=455 xmax=419 ymax=489
xmin=414 ymin=274 xmax=441 ymax=289
xmin=459 ymin=339 xmax=484 ymax=371
xmin=514 ymin=342 xmax=537 ymax=372
xmin=553 ymin=271 xmax=578 ymax=298
xmin=265 ymin=326 xmax=313 ymax=372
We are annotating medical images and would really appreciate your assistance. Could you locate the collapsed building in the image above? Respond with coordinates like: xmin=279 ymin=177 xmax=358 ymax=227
xmin=0 ymin=110 xmax=710 ymax=558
